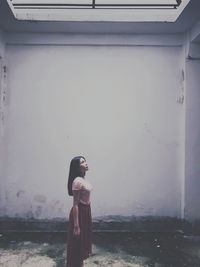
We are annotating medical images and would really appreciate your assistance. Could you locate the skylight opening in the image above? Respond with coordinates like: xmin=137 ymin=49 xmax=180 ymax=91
xmin=7 ymin=0 xmax=190 ymax=22
xmin=11 ymin=0 xmax=181 ymax=10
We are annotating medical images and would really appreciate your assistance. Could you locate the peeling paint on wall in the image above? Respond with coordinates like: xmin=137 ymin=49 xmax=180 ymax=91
xmin=177 ymin=68 xmax=185 ymax=105
xmin=35 ymin=205 xmax=42 ymax=217
xmin=16 ymin=190 xmax=25 ymax=198
xmin=0 ymin=63 xmax=8 ymax=137
xmin=34 ymin=195 xmax=46 ymax=203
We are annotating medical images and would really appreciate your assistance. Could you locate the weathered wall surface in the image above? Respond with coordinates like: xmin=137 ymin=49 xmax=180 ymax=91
xmin=179 ymin=18 xmax=200 ymax=223
xmin=185 ymin=49 xmax=200 ymax=221
xmin=1 ymin=34 xmax=184 ymax=220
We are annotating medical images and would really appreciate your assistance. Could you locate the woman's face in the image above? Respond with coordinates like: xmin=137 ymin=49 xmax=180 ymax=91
xmin=79 ymin=157 xmax=89 ymax=174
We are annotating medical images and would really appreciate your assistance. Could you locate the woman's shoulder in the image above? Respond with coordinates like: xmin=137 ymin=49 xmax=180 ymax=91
xmin=74 ymin=176 xmax=84 ymax=182
xmin=72 ymin=177 xmax=84 ymax=191
xmin=73 ymin=177 xmax=85 ymax=186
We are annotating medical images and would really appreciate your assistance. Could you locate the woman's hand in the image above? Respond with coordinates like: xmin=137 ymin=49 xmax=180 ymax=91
xmin=73 ymin=225 xmax=80 ymax=237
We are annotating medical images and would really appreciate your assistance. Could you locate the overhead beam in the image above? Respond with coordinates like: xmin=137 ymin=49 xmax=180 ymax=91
xmin=186 ymin=19 xmax=200 ymax=59
xmin=190 ymin=20 xmax=200 ymax=43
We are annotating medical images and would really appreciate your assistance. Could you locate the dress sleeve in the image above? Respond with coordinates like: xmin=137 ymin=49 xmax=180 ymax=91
xmin=72 ymin=178 xmax=83 ymax=191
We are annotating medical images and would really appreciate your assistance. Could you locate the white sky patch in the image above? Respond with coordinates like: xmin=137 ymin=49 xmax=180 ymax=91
xmin=11 ymin=0 xmax=177 ymax=4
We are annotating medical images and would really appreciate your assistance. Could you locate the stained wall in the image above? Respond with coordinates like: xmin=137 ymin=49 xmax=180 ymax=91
xmin=1 ymin=34 xmax=184 ymax=219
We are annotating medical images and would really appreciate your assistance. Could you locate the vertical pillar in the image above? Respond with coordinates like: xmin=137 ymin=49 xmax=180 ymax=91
xmin=184 ymin=29 xmax=200 ymax=221
xmin=0 ymin=29 xmax=6 ymax=216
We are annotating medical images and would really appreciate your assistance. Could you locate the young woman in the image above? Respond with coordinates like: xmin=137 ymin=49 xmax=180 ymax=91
xmin=67 ymin=156 xmax=93 ymax=267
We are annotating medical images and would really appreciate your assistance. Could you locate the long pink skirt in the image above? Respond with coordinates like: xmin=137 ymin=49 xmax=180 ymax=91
xmin=67 ymin=202 xmax=92 ymax=267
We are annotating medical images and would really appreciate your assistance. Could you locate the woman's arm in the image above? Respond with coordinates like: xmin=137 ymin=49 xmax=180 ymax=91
xmin=72 ymin=190 xmax=81 ymax=236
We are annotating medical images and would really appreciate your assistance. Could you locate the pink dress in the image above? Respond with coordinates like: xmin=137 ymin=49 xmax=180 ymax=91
xmin=67 ymin=177 xmax=93 ymax=267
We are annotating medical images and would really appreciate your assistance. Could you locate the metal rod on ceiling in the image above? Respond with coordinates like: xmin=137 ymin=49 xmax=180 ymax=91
xmin=92 ymin=0 xmax=95 ymax=9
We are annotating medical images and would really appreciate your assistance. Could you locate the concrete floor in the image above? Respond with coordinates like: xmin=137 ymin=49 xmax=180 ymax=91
xmin=0 ymin=232 xmax=200 ymax=266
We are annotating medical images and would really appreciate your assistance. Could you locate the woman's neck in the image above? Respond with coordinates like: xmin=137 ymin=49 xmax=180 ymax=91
xmin=80 ymin=172 xmax=85 ymax=178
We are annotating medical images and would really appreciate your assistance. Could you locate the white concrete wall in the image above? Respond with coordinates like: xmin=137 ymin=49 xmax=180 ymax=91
xmin=2 ymin=34 xmax=184 ymax=219
xmin=185 ymin=57 xmax=200 ymax=221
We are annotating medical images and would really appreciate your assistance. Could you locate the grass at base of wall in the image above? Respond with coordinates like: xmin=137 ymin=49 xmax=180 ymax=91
xmin=1 ymin=232 xmax=200 ymax=267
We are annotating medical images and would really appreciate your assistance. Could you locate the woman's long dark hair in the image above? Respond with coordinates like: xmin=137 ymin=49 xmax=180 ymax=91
xmin=67 ymin=156 xmax=86 ymax=196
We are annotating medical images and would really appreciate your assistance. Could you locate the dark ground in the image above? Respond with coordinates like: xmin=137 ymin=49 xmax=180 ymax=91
xmin=0 ymin=232 xmax=200 ymax=266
